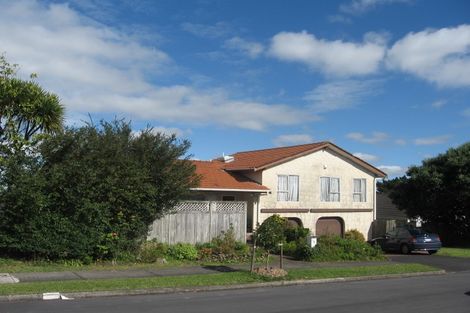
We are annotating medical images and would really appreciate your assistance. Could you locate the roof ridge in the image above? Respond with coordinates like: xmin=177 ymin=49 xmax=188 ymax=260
xmin=232 ymin=141 xmax=329 ymax=155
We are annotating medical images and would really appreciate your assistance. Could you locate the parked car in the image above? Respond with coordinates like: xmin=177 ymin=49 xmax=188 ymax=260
xmin=369 ymin=226 xmax=442 ymax=254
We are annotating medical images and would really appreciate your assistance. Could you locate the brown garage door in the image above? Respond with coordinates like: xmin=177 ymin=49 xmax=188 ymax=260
xmin=316 ymin=217 xmax=343 ymax=236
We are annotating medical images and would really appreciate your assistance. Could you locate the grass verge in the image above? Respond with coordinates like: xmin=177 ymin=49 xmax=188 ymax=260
xmin=0 ymin=263 xmax=438 ymax=296
xmin=437 ymin=247 xmax=470 ymax=258
xmin=0 ymin=258 xmax=191 ymax=273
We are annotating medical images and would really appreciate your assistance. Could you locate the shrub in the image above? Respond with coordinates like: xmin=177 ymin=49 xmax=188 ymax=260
xmin=282 ymin=241 xmax=298 ymax=256
xmin=168 ymin=243 xmax=198 ymax=260
xmin=197 ymin=227 xmax=251 ymax=262
xmin=138 ymin=241 xmax=169 ymax=263
xmin=0 ymin=120 xmax=198 ymax=261
xmin=285 ymin=226 xmax=310 ymax=243
xmin=294 ymin=235 xmax=384 ymax=262
xmin=294 ymin=243 xmax=313 ymax=260
xmin=344 ymin=229 xmax=366 ymax=242
xmin=211 ymin=226 xmax=237 ymax=255
xmin=256 ymin=215 xmax=287 ymax=252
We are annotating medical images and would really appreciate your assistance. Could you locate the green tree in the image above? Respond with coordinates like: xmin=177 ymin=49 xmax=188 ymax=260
xmin=0 ymin=120 xmax=199 ymax=260
xmin=0 ymin=54 xmax=64 ymax=147
xmin=382 ymin=142 xmax=470 ymax=245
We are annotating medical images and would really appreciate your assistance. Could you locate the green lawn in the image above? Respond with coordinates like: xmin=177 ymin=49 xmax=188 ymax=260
xmin=0 ymin=264 xmax=438 ymax=296
xmin=437 ymin=247 xmax=470 ymax=258
xmin=0 ymin=258 xmax=190 ymax=273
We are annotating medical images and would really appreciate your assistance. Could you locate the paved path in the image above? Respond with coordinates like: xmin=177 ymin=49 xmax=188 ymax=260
xmin=7 ymin=258 xmax=394 ymax=283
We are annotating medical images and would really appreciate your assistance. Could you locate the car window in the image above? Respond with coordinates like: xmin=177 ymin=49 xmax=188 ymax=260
xmin=398 ymin=229 xmax=410 ymax=237
xmin=409 ymin=228 xmax=426 ymax=235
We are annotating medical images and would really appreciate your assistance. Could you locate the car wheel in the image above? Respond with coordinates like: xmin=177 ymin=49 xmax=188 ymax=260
xmin=400 ymin=244 xmax=410 ymax=254
xmin=428 ymin=250 xmax=437 ymax=255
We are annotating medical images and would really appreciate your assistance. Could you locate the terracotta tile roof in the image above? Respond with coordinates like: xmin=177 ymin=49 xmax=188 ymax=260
xmin=191 ymin=160 xmax=269 ymax=191
xmin=223 ymin=142 xmax=329 ymax=171
xmin=223 ymin=141 xmax=386 ymax=178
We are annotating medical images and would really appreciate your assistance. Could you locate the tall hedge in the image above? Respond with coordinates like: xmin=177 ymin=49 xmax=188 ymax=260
xmin=0 ymin=120 xmax=198 ymax=260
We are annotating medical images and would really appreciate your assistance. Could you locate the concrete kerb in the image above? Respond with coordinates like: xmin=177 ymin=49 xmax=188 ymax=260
xmin=0 ymin=270 xmax=446 ymax=302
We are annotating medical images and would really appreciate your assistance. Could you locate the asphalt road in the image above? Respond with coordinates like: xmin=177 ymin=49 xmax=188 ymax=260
xmin=387 ymin=253 xmax=470 ymax=272
xmin=2 ymin=271 xmax=470 ymax=313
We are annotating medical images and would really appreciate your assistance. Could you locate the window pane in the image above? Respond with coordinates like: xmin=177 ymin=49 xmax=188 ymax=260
xmin=277 ymin=175 xmax=288 ymax=201
xmin=353 ymin=178 xmax=366 ymax=202
xmin=330 ymin=178 xmax=340 ymax=202
xmin=288 ymin=175 xmax=299 ymax=201
xmin=361 ymin=179 xmax=366 ymax=201
xmin=320 ymin=177 xmax=329 ymax=201
xmin=353 ymin=179 xmax=361 ymax=193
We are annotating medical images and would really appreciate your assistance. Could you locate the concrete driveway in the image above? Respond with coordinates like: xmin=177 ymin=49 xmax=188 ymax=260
xmin=387 ymin=253 xmax=470 ymax=272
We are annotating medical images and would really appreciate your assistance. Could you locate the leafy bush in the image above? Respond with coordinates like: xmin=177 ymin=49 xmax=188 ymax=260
xmin=344 ymin=229 xmax=366 ymax=242
xmin=285 ymin=226 xmax=310 ymax=243
xmin=138 ymin=241 xmax=169 ymax=263
xmin=197 ymin=227 xmax=251 ymax=262
xmin=282 ymin=241 xmax=298 ymax=256
xmin=256 ymin=215 xmax=287 ymax=252
xmin=168 ymin=243 xmax=198 ymax=260
xmin=0 ymin=120 xmax=198 ymax=261
xmin=211 ymin=227 xmax=238 ymax=255
xmin=295 ymin=235 xmax=384 ymax=262
xmin=294 ymin=242 xmax=316 ymax=260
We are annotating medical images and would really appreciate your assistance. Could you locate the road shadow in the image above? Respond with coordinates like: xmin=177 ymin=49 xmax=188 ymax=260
xmin=465 ymin=291 xmax=470 ymax=296
xmin=202 ymin=265 xmax=238 ymax=273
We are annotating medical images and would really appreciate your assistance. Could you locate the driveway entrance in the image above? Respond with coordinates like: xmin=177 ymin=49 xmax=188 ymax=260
xmin=388 ymin=254 xmax=470 ymax=272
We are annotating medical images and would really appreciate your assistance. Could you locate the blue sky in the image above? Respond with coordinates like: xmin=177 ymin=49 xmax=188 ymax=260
xmin=1 ymin=0 xmax=469 ymax=177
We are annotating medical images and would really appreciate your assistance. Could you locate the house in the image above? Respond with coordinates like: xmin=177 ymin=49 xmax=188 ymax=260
xmin=373 ymin=191 xmax=409 ymax=237
xmin=188 ymin=141 xmax=386 ymax=240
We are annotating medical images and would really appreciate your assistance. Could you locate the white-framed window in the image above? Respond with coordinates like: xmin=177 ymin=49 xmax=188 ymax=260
xmin=277 ymin=175 xmax=299 ymax=201
xmin=320 ymin=177 xmax=340 ymax=202
xmin=353 ymin=178 xmax=366 ymax=202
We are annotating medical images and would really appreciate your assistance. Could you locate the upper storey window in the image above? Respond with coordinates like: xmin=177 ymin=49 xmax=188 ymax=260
xmin=277 ymin=175 xmax=299 ymax=201
xmin=353 ymin=178 xmax=367 ymax=202
xmin=320 ymin=177 xmax=340 ymax=202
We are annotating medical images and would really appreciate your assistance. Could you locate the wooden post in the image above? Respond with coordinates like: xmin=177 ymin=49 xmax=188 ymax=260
xmin=250 ymin=234 xmax=257 ymax=273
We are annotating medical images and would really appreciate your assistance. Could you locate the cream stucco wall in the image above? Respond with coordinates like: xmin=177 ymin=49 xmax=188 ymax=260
xmin=254 ymin=148 xmax=377 ymax=239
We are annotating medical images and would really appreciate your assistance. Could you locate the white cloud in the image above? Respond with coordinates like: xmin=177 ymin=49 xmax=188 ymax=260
xmin=353 ymin=152 xmax=379 ymax=162
xmin=273 ymin=134 xmax=314 ymax=147
xmin=224 ymin=37 xmax=264 ymax=58
xmin=150 ymin=126 xmax=189 ymax=137
xmin=340 ymin=0 xmax=411 ymax=15
xmin=346 ymin=131 xmax=389 ymax=144
xmin=363 ymin=31 xmax=391 ymax=46
xmin=387 ymin=25 xmax=470 ymax=87
xmin=0 ymin=1 xmax=313 ymax=131
xmin=269 ymin=31 xmax=386 ymax=76
xmin=304 ymin=79 xmax=381 ymax=112
xmin=414 ymin=135 xmax=451 ymax=145
xmin=180 ymin=21 xmax=231 ymax=39
xmin=431 ymin=99 xmax=447 ymax=109
xmin=377 ymin=165 xmax=407 ymax=177
xmin=133 ymin=126 xmax=189 ymax=138
xmin=394 ymin=139 xmax=407 ymax=145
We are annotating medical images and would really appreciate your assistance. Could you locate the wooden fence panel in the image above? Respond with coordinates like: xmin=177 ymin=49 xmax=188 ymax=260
xmin=148 ymin=201 xmax=247 ymax=244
